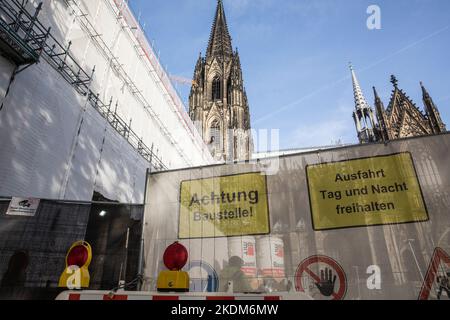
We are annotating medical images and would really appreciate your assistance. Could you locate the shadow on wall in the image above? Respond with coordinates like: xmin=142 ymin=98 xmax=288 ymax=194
xmin=0 ymin=250 xmax=29 ymax=287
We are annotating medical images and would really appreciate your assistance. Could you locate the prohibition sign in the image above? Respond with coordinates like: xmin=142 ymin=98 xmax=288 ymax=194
xmin=295 ymin=255 xmax=347 ymax=300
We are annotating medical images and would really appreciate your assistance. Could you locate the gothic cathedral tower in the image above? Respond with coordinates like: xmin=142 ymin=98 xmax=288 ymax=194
xmin=189 ymin=0 xmax=253 ymax=162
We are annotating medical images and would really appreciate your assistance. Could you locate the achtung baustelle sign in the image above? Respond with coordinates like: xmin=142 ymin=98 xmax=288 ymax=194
xmin=178 ymin=172 xmax=270 ymax=239
xmin=306 ymin=153 xmax=428 ymax=231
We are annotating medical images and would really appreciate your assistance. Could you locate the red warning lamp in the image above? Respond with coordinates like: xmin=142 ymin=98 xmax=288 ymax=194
xmin=67 ymin=244 xmax=89 ymax=267
xmin=157 ymin=242 xmax=190 ymax=292
xmin=58 ymin=241 xmax=92 ymax=289
xmin=163 ymin=241 xmax=188 ymax=271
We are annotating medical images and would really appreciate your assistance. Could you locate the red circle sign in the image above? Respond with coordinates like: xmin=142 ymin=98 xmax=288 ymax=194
xmin=295 ymin=255 xmax=347 ymax=300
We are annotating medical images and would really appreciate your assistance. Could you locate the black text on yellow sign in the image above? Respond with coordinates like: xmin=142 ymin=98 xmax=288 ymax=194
xmin=178 ymin=173 xmax=270 ymax=239
xmin=306 ymin=153 xmax=428 ymax=231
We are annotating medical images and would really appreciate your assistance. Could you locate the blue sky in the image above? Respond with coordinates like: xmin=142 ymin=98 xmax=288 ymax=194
xmin=129 ymin=0 xmax=450 ymax=150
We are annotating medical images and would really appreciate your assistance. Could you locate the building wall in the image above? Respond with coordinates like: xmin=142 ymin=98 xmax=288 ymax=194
xmin=0 ymin=0 xmax=212 ymax=203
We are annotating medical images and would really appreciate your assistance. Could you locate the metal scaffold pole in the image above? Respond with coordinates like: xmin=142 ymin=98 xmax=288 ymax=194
xmin=137 ymin=167 xmax=150 ymax=290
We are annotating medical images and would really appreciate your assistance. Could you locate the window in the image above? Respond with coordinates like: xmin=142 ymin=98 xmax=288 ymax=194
xmin=227 ymin=78 xmax=232 ymax=103
xmin=209 ymin=120 xmax=221 ymax=157
xmin=212 ymin=76 xmax=221 ymax=101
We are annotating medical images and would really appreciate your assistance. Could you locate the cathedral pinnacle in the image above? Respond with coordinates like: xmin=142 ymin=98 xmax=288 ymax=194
xmin=390 ymin=75 xmax=398 ymax=88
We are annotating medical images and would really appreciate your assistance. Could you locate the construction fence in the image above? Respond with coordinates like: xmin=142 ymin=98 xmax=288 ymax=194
xmin=143 ymin=133 xmax=450 ymax=300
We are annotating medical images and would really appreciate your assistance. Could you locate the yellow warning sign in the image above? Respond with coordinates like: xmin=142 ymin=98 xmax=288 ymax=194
xmin=306 ymin=153 xmax=428 ymax=231
xmin=179 ymin=172 xmax=270 ymax=239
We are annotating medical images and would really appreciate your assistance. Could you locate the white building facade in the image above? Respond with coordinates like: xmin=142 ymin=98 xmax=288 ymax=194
xmin=0 ymin=0 xmax=212 ymax=203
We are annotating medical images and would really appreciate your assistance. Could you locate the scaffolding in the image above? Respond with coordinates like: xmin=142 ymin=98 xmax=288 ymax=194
xmin=105 ymin=0 xmax=211 ymax=162
xmin=88 ymin=93 xmax=166 ymax=170
xmin=0 ymin=0 xmax=167 ymax=170
xmin=0 ymin=0 xmax=92 ymax=94
xmin=0 ymin=0 xmax=49 ymax=69
xmin=43 ymin=38 xmax=93 ymax=96
xmin=64 ymin=0 xmax=197 ymax=166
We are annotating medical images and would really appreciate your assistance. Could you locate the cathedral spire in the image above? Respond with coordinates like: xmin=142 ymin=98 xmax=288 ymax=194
xmin=207 ymin=0 xmax=233 ymax=58
xmin=373 ymin=86 xmax=381 ymax=102
xmin=349 ymin=64 xmax=377 ymax=143
xmin=421 ymin=81 xmax=447 ymax=133
xmin=350 ymin=63 xmax=371 ymax=111
xmin=420 ymin=81 xmax=430 ymax=98
xmin=373 ymin=86 xmax=391 ymax=141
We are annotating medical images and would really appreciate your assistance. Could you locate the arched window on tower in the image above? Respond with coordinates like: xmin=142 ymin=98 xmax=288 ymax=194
xmin=209 ymin=120 xmax=221 ymax=157
xmin=212 ymin=76 xmax=221 ymax=101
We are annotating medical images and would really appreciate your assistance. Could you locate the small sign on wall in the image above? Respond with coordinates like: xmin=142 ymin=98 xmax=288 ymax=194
xmin=6 ymin=197 xmax=40 ymax=217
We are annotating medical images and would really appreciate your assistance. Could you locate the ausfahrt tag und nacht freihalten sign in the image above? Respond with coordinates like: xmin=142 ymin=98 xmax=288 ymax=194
xmin=306 ymin=152 xmax=428 ymax=231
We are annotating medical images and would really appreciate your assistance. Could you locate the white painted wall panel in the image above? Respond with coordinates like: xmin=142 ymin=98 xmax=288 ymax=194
xmin=95 ymin=125 xmax=145 ymax=203
xmin=66 ymin=27 xmax=91 ymax=70
xmin=38 ymin=0 xmax=73 ymax=44
xmin=63 ymin=106 xmax=105 ymax=201
xmin=0 ymin=62 xmax=83 ymax=198
xmin=116 ymin=32 xmax=138 ymax=79
xmin=84 ymin=43 xmax=109 ymax=95
xmin=80 ymin=0 xmax=100 ymax=18
xmin=95 ymin=1 xmax=121 ymax=50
